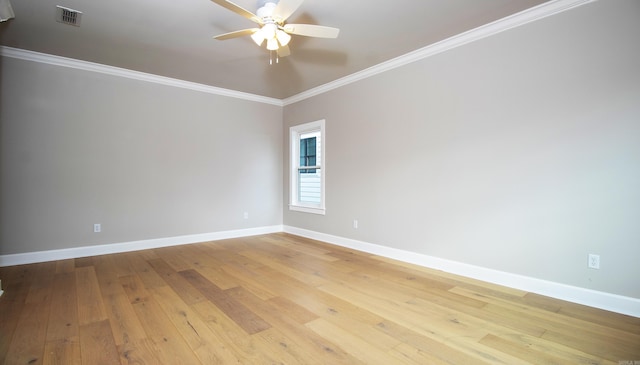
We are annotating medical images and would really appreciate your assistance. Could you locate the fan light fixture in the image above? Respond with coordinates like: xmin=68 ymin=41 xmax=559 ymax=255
xmin=211 ymin=0 xmax=340 ymax=59
xmin=266 ymin=37 xmax=278 ymax=51
xmin=276 ymin=29 xmax=291 ymax=46
xmin=251 ymin=22 xmax=290 ymax=50
xmin=250 ymin=31 xmax=265 ymax=46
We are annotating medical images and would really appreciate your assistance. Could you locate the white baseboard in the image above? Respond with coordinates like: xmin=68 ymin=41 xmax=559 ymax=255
xmin=2 ymin=224 xmax=638 ymax=317
xmin=0 ymin=225 xmax=283 ymax=267
xmin=283 ymin=225 xmax=640 ymax=318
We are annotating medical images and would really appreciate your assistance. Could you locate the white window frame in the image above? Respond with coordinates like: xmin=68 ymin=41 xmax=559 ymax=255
xmin=289 ymin=119 xmax=325 ymax=215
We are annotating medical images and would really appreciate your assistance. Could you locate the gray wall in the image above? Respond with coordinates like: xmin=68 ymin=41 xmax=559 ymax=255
xmin=283 ymin=0 xmax=640 ymax=298
xmin=1 ymin=57 xmax=283 ymax=255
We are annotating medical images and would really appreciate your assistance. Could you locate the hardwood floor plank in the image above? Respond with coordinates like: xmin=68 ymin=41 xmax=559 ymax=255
xmin=78 ymin=319 xmax=120 ymax=365
xmin=225 ymin=286 xmax=373 ymax=364
xmin=479 ymin=333 xmax=620 ymax=365
xmin=389 ymin=342 xmax=453 ymax=365
xmin=2 ymin=233 xmax=637 ymax=365
xmin=541 ymin=326 xmax=640 ymax=362
xmin=318 ymin=282 xmax=528 ymax=364
xmin=0 ymin=274 xmax=31 ymax=363
xmin=43 ymin=338 xmax=82 ymax=365
xmin=258 ymin=235 xmax=341 ymax=262
xmin=267 ymin=296 xmax=318 ymax=324
xmin=249 ymin=265 xmax=384 ymax=329
xmin=153 ymin=246 xmax=195 ymax=272
xmin=92 ymin=255 xmax=125 ymax=296
xmin=306 ymin=318 xmax=414 ymax=364
xmin=191 ymin=300 xmax=281 ymax=364
xmin=101 ymin=290 xmax=148 ymax=347
xmin=377 ymin=320 xmax=493 ymax=365
xmin=253 ymin=327 xmax=329 ymax=365
xmin=118 ymin=274 xmax=152 ymax=304
xmin=408 ymin=296 xmax=548 ymax=338
xmin=150 ymin=285 xmax=241 ymax=364
xmin=173 ymin=244 xmax=240 ymax=290
xmin=121 ymin=252 xmax=166 ymax=291
xmin=179 ymin=269 xmax=271 ymax=335
xmin=54 ymin=259 xmax=76 ymax=274
xmin=133 ymin=248 xmax=159 ymax=262
xmin=355 ymin=265 xmax=456 ymax=292
xmin=117 ymin=338 xmax=162 ymax=365
xmin=74 ymin=257 xmax=93 ymax=268
xmin=255 ymin=260 xmax=500 ymax=360
xmin=4 ymin=301 xmax=50 ymax=365
xmin=488 ymin=300 xmax=640 ymax=347
xmin=131 ymin=297 xmax=203 ymax=364
xmin=0 ymin=264 xmax=29 ymax=285
xmin=452 ymin=287 xmax=640 ymax=351
xmin=373 ymin=256 xmax=529 ymax=299
xmin=554 ymin=297 xmax=640 ymax=334
xmin=239 ymin=249 xmax=328 ymax=287
xmin=219 ymin=262 xmax=279 ymax=300
xmin=75 ymin=266 xmax=108 ymax=325
xmin=146 ymin=258 xmax=206 ymax=305
xmin=46 ymin=272 xmax=79 ymax=342
xmin=25 ymin=261 xmax=56 ymax=304
xmin=93 ymin=255 xmax=148 ymax=349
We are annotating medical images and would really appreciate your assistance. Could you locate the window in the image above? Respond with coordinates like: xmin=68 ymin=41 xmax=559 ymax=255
xmin=290 ymin=119 xmax=325 ymax=215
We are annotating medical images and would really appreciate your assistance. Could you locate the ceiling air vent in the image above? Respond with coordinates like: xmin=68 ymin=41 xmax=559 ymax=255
xmin=55 ymin=5 xmax=82 ymax=26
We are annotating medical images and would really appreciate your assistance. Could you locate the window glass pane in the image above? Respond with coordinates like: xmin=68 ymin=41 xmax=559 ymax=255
xmin=298 ymin=169 xmax=321 ymax=204
xmin=300 ymin=136 xmax=316 ymax=172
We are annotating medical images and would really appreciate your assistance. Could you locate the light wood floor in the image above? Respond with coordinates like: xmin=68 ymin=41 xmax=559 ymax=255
xmin=1 ymin=233 xmax=639 ymax=364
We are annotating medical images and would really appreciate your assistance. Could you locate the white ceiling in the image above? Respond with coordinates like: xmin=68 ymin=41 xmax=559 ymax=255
xmin=1 ymin=0 xmax=549 ymax=99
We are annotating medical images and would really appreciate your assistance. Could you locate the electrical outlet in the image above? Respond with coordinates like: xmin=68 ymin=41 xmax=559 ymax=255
xmin=243 ymin=212 xmax=249 ymax=219
xmin=588 ymin=254 xmax=600 ymax=269
xmin=94 ymin=223 xmax=101 ymax=233
xmin=353 ymin=219 xmax=358 ymax=229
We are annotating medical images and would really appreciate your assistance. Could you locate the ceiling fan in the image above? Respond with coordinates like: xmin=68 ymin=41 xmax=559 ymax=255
xmin=210 ymin=0 xmax=340 ymax=59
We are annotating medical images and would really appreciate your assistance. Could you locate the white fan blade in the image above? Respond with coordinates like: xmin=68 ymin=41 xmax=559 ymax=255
xmin=273 ymin=0 xmax=303 ymax=22
xmin=283 ymin=24 xmax=339 ymax=38
xmin=209 ymin=0 xmax=262 ymax=24
xmin=213 ymin=28 xmax=258 ymax=40
xmin=277 ymin=45 xmax=291 ymax=57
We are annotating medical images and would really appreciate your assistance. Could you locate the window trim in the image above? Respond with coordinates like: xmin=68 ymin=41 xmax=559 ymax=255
xmin=289 ymin=119 xmax=325 ymax=215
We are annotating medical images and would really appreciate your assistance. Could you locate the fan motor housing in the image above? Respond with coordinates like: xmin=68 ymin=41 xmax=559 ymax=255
xmin=257 ymin=1 xmax=278 ymax=19
xmin=257 ymin=0 xmax=278 ymax=8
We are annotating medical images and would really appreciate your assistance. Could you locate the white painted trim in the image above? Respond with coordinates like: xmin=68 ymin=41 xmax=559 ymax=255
xmin=289 ymin=119 xmax=326 ymax=214
xmin=0 ymin=225 xmax=283 ymax=267
xmin=3 ymin=223 xmax=637 ymax=316
xmin=0 ymin=46 xmax=283 ymax=107
xmin=283 ymin=225 xmax=640 ymax=318
xmin=288 ymin=205 xmax=326 ymax=215
xmin=0 ymin=0 xmax=593 ymax=107
xmin=282 ymin=0 xmax=596 ymax=106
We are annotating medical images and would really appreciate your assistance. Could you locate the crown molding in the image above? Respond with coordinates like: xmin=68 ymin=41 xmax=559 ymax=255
xmin=282 ymin=0 xmax=596 ymax=106
xmin=0 ymin=46 xmax=283 ymax=106
xmin=1 ymin=0 xmax=594 ymax=107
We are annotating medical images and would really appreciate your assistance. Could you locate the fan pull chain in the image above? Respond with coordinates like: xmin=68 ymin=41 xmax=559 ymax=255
xmin=269 ymin=51 xmax=279 ymax=65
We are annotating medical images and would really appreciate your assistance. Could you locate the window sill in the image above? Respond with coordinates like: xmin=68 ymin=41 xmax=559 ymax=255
xmin=289 ymin=204 xmax=326 ymax=215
